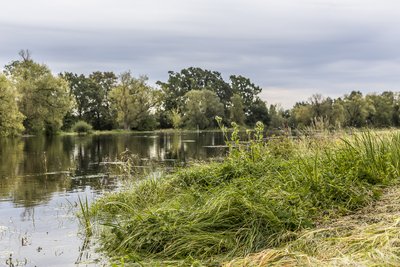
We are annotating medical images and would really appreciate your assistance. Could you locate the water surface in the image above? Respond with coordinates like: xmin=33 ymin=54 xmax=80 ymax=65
xmin=0 ymin=131 xmax=226 ymax=266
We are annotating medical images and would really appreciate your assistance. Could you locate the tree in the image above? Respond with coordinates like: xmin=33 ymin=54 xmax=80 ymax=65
xmin=229 ymin=94 xmax=245 ymax=125
xmin=169 ymin=109 xmax=183 ymax=129
xmin=183 ymin=90 xmax=224 ymax=129
xmin=392 ymin=93 xmax=400 ymax=127
xmin=230 ymin=75 xmax=262 ymax=109
xmin=343 ymin=91 xmax=374 ymax=127
xmin=61 ymin=71 xmax=118 ymax=130
xmin=157 ymin=67 xmax=232 ymax=114
xmin=88 ymin=71 xmax=118 ymax=130
xmin=230 ymin=75 xmax=265 ymax=123
xmin=292 ymin=103 xmax=313 ymax=128
xmin=5 ymin=55 xmax=74 ymax=134
xmin=309 ymin=94 xmax=325 ymax=117
xmin=0 ymin=75 xmax=25 ymax=136
xmin=269 ymin=104 xmax=286 ymax=129
xmin=110 ymin=72 xmax=157 ymax=130
xmin=330 ymin=99 xmax=345 ymax=128
xmin=366 ymin=92 xmax=395 ymax=127
xmin=312 ymin=96 xmax=345 ymax=129
xmin=60 ymin=73 xmax=91 ymax=121
xmin=157 ymin=68 xmax=266 ymax=127
xmin=245 ymin=97 xmax=270 ymax=126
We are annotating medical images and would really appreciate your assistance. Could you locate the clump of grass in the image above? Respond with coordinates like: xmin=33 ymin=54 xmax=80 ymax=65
xmin=89 ymin=124 xmax=400 ymax=265
xmin=225 ymin=185 xmax=400 ymax=266
xmin=77 ymin=195 xmax=92 ymax=237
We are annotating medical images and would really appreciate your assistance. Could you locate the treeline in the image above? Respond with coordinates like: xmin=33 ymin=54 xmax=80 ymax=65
xmin=60 ymin=67 xmax=269 ymax=132
xmin=289 ymin=92 xmax=400 ymax=129
xmin=0 ymin=51 xmax=267 ymax=136
xmin=1 ymin=51 xmax=400 ymax=136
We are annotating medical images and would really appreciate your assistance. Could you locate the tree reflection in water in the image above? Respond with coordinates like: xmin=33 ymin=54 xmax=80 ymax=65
xmin=0 ymin=132 xmax=226 ymax=266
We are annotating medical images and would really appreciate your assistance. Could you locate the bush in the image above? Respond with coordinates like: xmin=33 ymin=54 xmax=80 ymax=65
xmin=72 ymin=120 xmax=93 ymax=135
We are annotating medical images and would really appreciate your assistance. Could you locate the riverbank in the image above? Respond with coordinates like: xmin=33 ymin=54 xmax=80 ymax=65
xmin=59 ymin=128 xmax=225 ymax=136
xmin=87 ymin=127 xmax=400 ymax=266
xmin=56 ymin=126 xmax=399 ymax=137
xmin=226 ymin=184 xmax=400 ymax=266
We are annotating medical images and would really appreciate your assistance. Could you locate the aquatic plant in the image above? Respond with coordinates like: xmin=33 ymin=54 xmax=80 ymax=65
xmin=78 ymin=195 xmax=92 ymax=237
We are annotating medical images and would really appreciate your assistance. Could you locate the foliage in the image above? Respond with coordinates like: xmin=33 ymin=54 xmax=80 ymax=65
xmin=268 ymin=104 xmax=287 ymax=129
xmin=4 ymin=53 xmax=74 ymax=135
xmin=157 ymin=67 xmax=232 ymax=113
xmin=288 ymin=91 xmax=400 ymax=129
xmin=230 ymin=75 xmax=262 ymax=112
xmin=110 ymin=72 xmax=157 ymax=130
xmin=0 ymin=74 xmax=25 ymax=136
xmin=157 ymin=68 xmax=265 ymax=127
xmin=168 ymin=109 xmax=183 ymax=129
xmin=182 ymin=90 xmax=224 ymax=129
xmin=89 ymin=127 xmax=400 ymax=265
xmin=229 ymin=94 xmax=245 ymax=125
xmin=343 ymin=91 xmax=375 ymax=127
xmin=61 ymin=71 xmax=118 ymax=130
xmin=4 ymin=53 xmax=400 ymax=132
xmin=292 ymin=103 xmax=312 ymax=127
xmin=245 ymin=97 xmax=270 ymax=126
xmin=366 ymin=91 xmax=396 ymax=127
xmin=291 ymin=95 xmax=345 ymax=129
xmin=72 ymin=120 xmax=93 ymax=134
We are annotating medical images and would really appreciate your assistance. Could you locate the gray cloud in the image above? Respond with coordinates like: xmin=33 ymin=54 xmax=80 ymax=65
xmin=1 ymin=0 xmax=400 ymax=108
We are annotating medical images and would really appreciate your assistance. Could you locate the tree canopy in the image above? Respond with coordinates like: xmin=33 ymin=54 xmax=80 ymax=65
xmin=0 ymin=74 xmax=25 ymax=136
xmin=110 ymin=72 xmax=157 ymax=130
xmin=5 ymin=54 xmax=73 ymax=134
xmin=183 ymin=89 xmax=224 ymax=129
xmin=2 ymin=53 xmax=400 ymax=135
xmin=157 ymin=67 xmax=266 ymax=127
xmin=61 ymin=71 xmax=118 ymax=130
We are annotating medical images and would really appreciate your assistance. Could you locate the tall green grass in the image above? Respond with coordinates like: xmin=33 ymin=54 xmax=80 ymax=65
xmin=226 ymin=184 xmax=400 ymax=266
xmin=77 ymin=195 xmax=92 ymax=237
xmin=89 ymin=126 xmax=400 ymax=265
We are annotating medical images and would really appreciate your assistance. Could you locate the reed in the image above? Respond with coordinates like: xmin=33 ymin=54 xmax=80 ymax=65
xmin=77 ymin=195 xmax=92 ymax=237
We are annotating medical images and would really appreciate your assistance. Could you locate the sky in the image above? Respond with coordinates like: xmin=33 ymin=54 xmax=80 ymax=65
xmin=1 ymin=0 xmax=400 ymax=108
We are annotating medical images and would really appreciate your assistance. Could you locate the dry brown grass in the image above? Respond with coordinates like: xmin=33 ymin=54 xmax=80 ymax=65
xmin=225 ymin=185 xmax=400 ymax=267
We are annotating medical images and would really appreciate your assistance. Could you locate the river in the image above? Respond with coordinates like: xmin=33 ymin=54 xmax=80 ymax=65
xmin=0 ymin=131 xmax=226 ymax=267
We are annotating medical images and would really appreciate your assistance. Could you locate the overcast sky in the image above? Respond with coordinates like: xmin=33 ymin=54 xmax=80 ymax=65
xmin=1 ymin=0 xmax=400 ymax=108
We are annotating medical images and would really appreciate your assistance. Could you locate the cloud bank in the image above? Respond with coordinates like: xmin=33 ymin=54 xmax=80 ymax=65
xmin=1 ymin=0 xmax=400 ymax=107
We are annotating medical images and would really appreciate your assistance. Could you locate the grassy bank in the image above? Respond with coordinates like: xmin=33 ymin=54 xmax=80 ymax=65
xmin=60 ymin=128 xmax=226 ymax=136
xmin=88 ymin=126 xmax=400 ymax=266
xmin=226 ymin=184 xmax=400 ymax=266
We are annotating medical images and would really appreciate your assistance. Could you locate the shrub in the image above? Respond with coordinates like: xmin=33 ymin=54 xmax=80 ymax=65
xmin=72 ymin=120 xmax=93 ymax=135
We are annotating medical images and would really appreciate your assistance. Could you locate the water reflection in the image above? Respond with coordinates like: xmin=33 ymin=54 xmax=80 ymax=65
xmin=0 ymin=131 xmax=226 ymax=266
xmin=0 ymin=131 xmax=225 ymax=208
